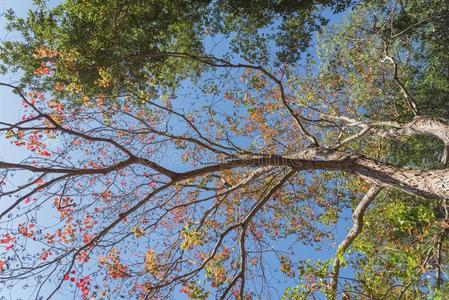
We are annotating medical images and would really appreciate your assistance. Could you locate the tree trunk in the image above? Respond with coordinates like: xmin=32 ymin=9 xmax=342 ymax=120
xmin=180 ymin=148 xmax=449 ymax=200
xmin=353 ymin=155 xmax=449 ymax=199
xmin=283 ymin=148 xmax=449 ymax=199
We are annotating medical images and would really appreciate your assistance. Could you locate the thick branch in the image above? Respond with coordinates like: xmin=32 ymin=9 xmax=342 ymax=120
xmin=322 ymin=114 xmax=449 ymax=164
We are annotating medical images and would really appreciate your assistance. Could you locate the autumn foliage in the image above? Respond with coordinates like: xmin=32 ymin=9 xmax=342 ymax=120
xmin=0 ymin=1 xmax=448 ymax=299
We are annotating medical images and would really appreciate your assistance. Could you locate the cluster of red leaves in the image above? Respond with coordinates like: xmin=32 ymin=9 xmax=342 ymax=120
xmin=64 ymin=271 xmax=91 ymax=299
xmin=6 ymin=102 xmax=52 ymax=156
xmin=32 ymin=45 xmax=59 ymax=76
xmin=33 ymin=63 xmax=51 ymax=76
xmin=40 ymin=250 xmax=52 ymax=261
xmin=82 ymin=232 xmax=93 ymax=245
xmin=54 ymin=197 xmax=74 ymax=220
xmin=76 ymin=250 xmax=90 ymax=263
xmin=132 ymin=282 xmax=153 ymax=299
xmin=26 ymin=131 xmax=51 ymax=157
xmin=57 ymin=224 xmax=76 ymax=243
xmin=18 ymin=223 xmax=35 ymax=238
xmin=0 ymin=233 xmax=15 ymax=251
xmin=76 ymin=275 xmax=91 ymax=298
xmin=47 ymin=99 xmax=65 ymax=114
xmin=27 ymin=91 xmax=45 ymax=105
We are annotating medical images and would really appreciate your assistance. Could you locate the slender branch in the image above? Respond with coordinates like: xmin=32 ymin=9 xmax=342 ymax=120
xmin=442 ymin=145 xmax=449 ymax=168
xmin=0 ymin=174 xmax=72 ymax=220
xmin=122 ymin=52 xmax=319 ymax=146
xmin=332 ymin=125 xmax=371 ymax=150
xmin=381 ymin=43 xmax=419 ymax=115
xmin=219 ymin=170 xmax=296 ymax=300
xmin=330 ymin=185 xmax=382 ymax=298
xmin=436 ymin=199 xmax=449 ymax=289
xmin=0 ymin=82 xmax=136 ymax=157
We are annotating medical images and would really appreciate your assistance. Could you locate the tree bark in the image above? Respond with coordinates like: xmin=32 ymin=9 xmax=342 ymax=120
xmin=353 ymin=155 xmax=449 ymax=199
xmin=176 ymin=148 xmax=449 ymax=199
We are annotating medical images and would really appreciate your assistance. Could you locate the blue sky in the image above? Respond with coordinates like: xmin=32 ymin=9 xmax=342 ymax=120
xmin=0 ymin=2 xmax=358 ymax=299
xmin=0 ymin=0 xmax=28 ymax=163
xmin=0 ymin=3 xmax=64 ymax=299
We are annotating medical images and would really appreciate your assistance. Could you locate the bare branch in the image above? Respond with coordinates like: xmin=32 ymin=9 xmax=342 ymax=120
xmin=330 ymin=185 xmax=382 ymax=298
xmin=381 ymin=43 xmax=419 ymax=116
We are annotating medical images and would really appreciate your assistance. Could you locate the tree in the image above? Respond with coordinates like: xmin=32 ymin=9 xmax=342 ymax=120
xmin=314 ymin=1 xmax=449 ymax=297
xmin=0 ymin=0 xmax=448 ymax=299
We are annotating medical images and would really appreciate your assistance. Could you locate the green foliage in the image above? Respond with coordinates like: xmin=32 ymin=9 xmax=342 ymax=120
xmin=285 ymin=0 xmax=449 ymax=298
xmin=1 ymin=0 xmax=207 ymax=102
xmin=391 ymin=0 xmax=449 ymax=119
xmin=1 ymin=0 xmax=448 ymax=299
xmin=180 ymin=225 xmax=205 ymax=250
xmin=0 ymin=0 xmax=354 ymax=105
xmin=281 ymin=259 xmax=333 ymax=299
xmin=348 ymin=191 xmax=443 ymax=298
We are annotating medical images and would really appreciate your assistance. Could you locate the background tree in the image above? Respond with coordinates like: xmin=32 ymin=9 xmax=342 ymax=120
xmin=0 ymin=0 xmax=448 ymax=299
xmin=312 ymin=1 xmax=449 ymax=297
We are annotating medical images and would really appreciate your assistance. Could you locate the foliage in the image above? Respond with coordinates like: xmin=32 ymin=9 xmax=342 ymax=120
xmin=0 ymin=0 xmax=447 ymax=299
xmin=0 ymin=0 xmax=352 ymax=105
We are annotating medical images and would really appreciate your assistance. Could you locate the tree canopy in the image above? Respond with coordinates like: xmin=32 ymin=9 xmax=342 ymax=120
xmin=0 ymin=0 xmax=448 ymax=299
xmin=0 ymin=0 xmax=351 ymax=103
